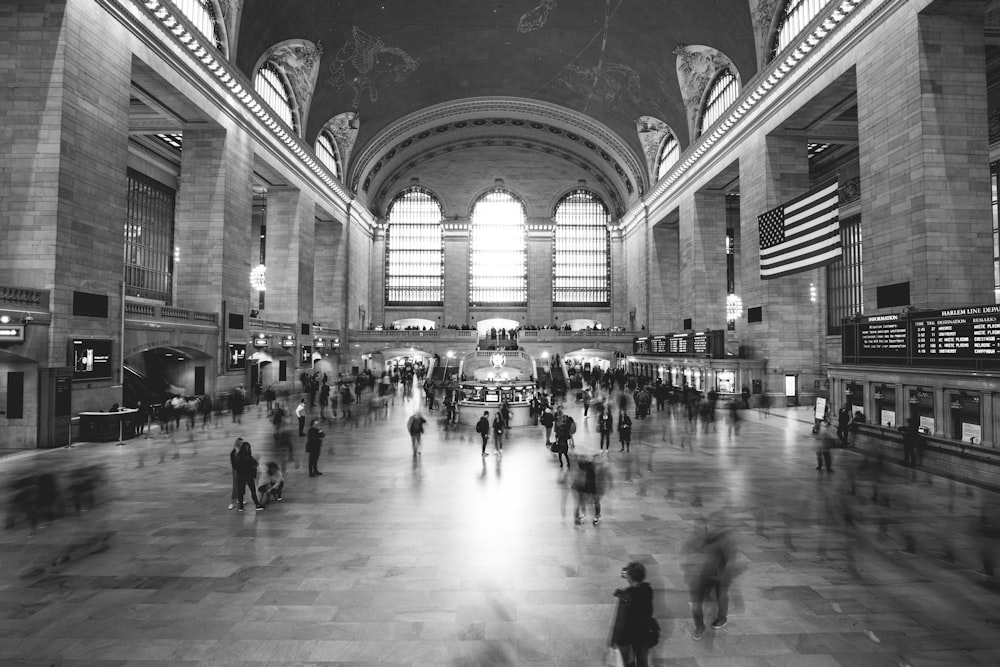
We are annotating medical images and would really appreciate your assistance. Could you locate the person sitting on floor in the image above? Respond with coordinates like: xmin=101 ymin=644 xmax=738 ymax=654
xmin=257 ymin=461 xmax=285 ymax=505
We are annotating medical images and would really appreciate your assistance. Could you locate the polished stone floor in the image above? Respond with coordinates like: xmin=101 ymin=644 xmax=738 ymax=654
xmin=2 ymin=391 xmax=1000 ymax=666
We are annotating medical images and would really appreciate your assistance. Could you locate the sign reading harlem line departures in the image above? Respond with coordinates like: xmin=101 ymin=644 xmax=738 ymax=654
xmin=845 ymin=304 xmax=1000 ymax=366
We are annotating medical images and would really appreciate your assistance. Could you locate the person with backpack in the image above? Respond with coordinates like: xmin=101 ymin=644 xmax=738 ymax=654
xmin=476 ymin=411 xmax=491 ymax=456
xmin=610 ymin=561 xmax=656 ymax=666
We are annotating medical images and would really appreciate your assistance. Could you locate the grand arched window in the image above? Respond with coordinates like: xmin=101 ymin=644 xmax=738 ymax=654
xmin=656 ymin=133 xmax=681 ymax=181
xmin=385 ymin=188 xmax=444 ymax=304
xmin=770 ymin=0 xmax=832 ymax=62
xmin=699 ymin=69 xmax=739 ymax=137
xmin=470 ymin=189 xmax=527 ymax=305
xmin=254 ymin=62 xmax=297 ymax=133
xmin=315 ymin=131 xmax=340 ymax=180
xmin=173 ymin=0 xmax=226 ymax=53
xmin=553 ymin=191 xmax=610 ymax=305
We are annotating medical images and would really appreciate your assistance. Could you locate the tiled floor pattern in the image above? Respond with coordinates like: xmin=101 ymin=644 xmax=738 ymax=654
xmin=2 ymin=395 xmax=999 ymax=666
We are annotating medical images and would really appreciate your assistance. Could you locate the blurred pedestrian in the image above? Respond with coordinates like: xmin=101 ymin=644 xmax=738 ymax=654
xmin=407 ymin=410 xmax=427 ymax=457
xmin=295 ymin=399 xmax=307 ymax=436
xmin=257 ymin=461 xmax=284 ymax=506
xmin=815 ymin=428 xmax=835 ymax=472
xmin=541 ymin=407 xmax=555 ymax=445
xmin=609 ymin=561 xmax=655 ymax=666
xmin=492 ymin=412 xmax=505 ymax=454
xmin=683 ymin=515 xmax=739 ymax=640
xmin=598 ymin=408 xmax=613 ymax=451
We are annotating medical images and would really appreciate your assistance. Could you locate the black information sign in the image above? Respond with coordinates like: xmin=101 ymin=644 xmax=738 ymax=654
xmin=650 ymin=335 xmax=668 ymax=353
xmin=633 ymin=337 xmax=649 ymax=354
xmin=70 ymin=338 xmax=113 ymax=381
xmin=857 ymin=314 xmax=908 ymax=359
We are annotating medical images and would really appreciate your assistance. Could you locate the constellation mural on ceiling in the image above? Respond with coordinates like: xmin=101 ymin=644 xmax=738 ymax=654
xmin=329 ymin=26 xmax=419 ymax=108
xmin=517 ymin=0 xmax=558 ymax=33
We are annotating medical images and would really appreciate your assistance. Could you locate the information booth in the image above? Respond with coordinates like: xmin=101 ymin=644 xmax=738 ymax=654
xmin=907 ymin=387 xmax=935 ymax=434
xmin=950 ymin=393 xmax=982 ymax=444
xmin=874 ymin=384 xmax=896 ymax=428
xmin=456 ymin=380 xmax=537 ymax=426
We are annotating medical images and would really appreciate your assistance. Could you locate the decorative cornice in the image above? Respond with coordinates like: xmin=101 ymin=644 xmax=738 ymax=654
xmin=350 ymin=98 xmax=646 ymax=202
xmin=368 ymin=134 xmax=627 ymax=218
xmin=624 ymin=0 xmax=868 ymax=231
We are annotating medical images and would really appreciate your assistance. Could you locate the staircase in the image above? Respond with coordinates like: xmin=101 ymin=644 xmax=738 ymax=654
xmin=123 ymin=365 xmax=168 ymax=408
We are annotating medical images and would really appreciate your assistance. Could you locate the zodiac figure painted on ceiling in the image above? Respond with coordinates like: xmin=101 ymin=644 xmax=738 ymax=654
xmin=329 ymin=26 xmax=419 ymax=107
xmin=517 ymin=0 xmax=558 ymax=33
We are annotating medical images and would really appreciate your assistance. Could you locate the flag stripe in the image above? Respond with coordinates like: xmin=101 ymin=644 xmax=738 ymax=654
xmin=758 ymin=180 xmax=840 ymax=280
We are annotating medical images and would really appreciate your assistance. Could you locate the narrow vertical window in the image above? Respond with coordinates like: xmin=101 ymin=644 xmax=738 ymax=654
xmin=385 ymin=188 xmax=444 ymax=304
xmin=125 ymin=169 xmax=176 ymax=303
xmin=552 ymin=191 xmax=610 ymax=305
xmin=826 ymin=214 xmax=863 ymax=334
xmin=470 ymin=189 xmax=527 ymax=305
xmin=6 ymin=371 xmax=24 ymax=420
xmin=699 ymin=69 xmax=739 ymax=137
xmin=254 ymin=62 xmax=297 ymax=133
xmin=992 ymin=162 xmax=1000 ymax=303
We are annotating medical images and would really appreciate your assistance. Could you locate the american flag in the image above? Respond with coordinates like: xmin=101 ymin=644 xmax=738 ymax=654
xmin=758 ymin=180 xmax=841 ymax=279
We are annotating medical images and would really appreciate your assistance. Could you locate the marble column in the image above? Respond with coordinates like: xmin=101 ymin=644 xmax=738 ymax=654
xmin=679 ymin=192 xmax=727 ymax=331
xmin=264 ymin=186 xmax=316 ymax=329
xmin=527 ymin=221 xmax=554 ymax=326
xmin=443 ymin=221 xmax=470 ymax=326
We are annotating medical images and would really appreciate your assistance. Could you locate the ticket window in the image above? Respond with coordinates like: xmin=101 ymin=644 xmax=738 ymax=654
xmin=845 ymin=382 xmax=864 ymax=414
xmin=717 ymin=370 xmax=736 ymax=394
xmin=874 ymin=385 xmax=896 ymax=428
xmin=950 ymin=393 xmax=982 ymax=444
xmin=907 ymin=387 xmax=935 ymax=435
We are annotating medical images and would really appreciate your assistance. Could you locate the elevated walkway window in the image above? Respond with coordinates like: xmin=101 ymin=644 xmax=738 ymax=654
xmin=553 ymin=190 xmax=609 ymax=306
xmin=173 ymin=0 xmax=225 ymax=53
xmin=470 ymin=189 xmax=527 ymax=305
xmin=826 ymin=214 xmax=863 ymax=335
xmin=315 ymin=131 xmax=340 ymax=180
xmin=125 ymin=169 xmax=175 ymax=303
xmin=254 ymin=62 xmax=297 ymax=133
xmin=770 ymin=0 xmax=833 ymax=63
xmin=699 ymin=69 xmax=739 ymax=137
xmin=656 ymin=133 xmax=680 ymax=181
xmin=385 ymin=187 xmax=444 ymax=304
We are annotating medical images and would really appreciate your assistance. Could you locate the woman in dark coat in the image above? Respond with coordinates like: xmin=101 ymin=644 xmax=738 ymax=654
xmin=234 ymin=441 xmax=263 ymax=511
xmin=305 ymin=419 xmax=325 ymax=476
xmin=611 ymin=561 xmax=655 ymax=666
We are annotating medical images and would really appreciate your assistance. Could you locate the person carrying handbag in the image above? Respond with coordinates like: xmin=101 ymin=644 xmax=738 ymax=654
xmin=609 ymin=561 xmax=655 ymax=667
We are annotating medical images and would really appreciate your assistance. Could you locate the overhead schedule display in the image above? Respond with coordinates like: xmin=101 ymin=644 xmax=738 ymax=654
xmin=633 ymin=330 xmax=724 ymax=358
xmin=913 ymin=306 xmax=1000 ymax=359
xmin=842 ymin=304 xmax=1000 ymax=367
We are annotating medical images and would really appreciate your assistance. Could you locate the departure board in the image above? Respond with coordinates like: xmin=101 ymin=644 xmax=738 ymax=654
xmin=912 ymin=306 xmax=1000 ymax=359
xmin=632 ymin=330 xmax=724 ymax=357
xmin=857 ymin=314 xmax=908 ymax=358
xmin=669 ymin=334 xmax=690 ymax=354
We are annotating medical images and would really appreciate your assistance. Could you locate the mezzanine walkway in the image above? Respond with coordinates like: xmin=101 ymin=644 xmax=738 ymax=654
xmin=1 ymin=395 xmax=999 ymax=666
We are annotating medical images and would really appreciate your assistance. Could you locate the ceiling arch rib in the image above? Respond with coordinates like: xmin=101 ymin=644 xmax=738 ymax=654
xmin=350 ymin=98 xmax=647 ymax=217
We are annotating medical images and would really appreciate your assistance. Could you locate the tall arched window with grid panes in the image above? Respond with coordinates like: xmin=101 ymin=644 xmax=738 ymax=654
xmin=552 ymin=191 xmax=610 ymax=306
xmin=315 ymin=131 xmax=341 ymax=180
xmin=698 ymin=68 xmax=739 ymax=137
xmin=173 ymin=0 xmax=226 ymax=53
xmin=254 ymin=62 xmax=297 ymax=133
xmin=656 ymin=132 xmax=681 ymax=181
xmin=469 ymin=189 xmax=527 ymax=306
xmin=769 ymin=0 xmax=833 ymax=63
xmin=385 ymin=188 xmax=444 ymax=305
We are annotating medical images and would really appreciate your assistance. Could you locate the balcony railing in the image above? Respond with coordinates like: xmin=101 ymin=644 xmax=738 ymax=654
xmin=125 ymin=299 xmax=218 ymax=325
xmin=0 ymin=286 xmax=49 ymax=310
xmin=248 ymin=317 xmax=295 ymax=332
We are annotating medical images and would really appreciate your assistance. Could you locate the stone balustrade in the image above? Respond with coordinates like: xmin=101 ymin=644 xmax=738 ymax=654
xmin=125 ymin=299 xmax=218 ymax=325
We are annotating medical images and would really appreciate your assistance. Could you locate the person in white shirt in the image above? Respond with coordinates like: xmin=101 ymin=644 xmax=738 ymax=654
xmin=295 ymin=399 xmax=307 ymax=436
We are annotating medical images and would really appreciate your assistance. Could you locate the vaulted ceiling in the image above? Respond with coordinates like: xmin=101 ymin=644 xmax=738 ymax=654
xmin=236 ymin=0 xmax=763 ymax=216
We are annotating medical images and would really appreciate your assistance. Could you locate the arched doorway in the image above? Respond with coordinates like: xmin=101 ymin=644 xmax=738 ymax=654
xmin=124 ymin=345 xmax=215 ymax=405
